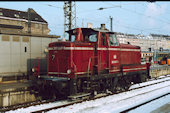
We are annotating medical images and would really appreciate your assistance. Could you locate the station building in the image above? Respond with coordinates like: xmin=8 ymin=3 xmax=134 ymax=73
xmin=116 ymin=32 xmax=170 ymax=63
xmin=0 ymin=7 xmax=50 ymax=35
xmin=0 ymin=7 xmax=60 ymax=80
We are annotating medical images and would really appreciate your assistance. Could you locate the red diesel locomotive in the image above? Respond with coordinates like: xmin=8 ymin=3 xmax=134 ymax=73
xmin=34 ymin=25 xmax=150 ymax=98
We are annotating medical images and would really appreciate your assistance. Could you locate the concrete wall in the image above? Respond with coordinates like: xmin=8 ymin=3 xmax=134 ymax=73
xmin=150 ymin=65 xmax=170 ymax=78
xmin=0 ymin=34 xmax=58 ymax=76
xmin=0 ymin=90 xmax=40 ymax=107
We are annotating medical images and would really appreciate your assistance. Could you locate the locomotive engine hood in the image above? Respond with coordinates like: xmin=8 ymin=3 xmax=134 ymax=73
xmin=120 ymin=43 xmax=141 ymax=49
xmin=48 ymin=41 xmax=74 ymax=78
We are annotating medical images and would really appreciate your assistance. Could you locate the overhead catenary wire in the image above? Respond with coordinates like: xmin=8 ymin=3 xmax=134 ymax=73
xmin=77 ymin=5 xmax=162 ymax=35
xmin=40 ymin=2 xmax=170 ymax=36
xmin=43 ymin=2 xmax=161 ymax=35
xmin=118 ymin=3 xmax=170 ymax=26
xmin=100 ymin=2 xmax=170 ymax=35
xmin=43 ymin=4 xmax=63 ymax=9
xmin=112 ymin=17 xmax=163 ymax=35
xmin=78 ymin=2 xmax=160 ymax=34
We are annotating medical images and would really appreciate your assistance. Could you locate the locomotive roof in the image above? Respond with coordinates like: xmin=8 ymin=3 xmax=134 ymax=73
xmin=66 ymin=28 xmax=115 ymax=34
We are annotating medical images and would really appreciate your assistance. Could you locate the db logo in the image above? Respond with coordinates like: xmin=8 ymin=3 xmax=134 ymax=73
xmin=113 ymin=55 xmax=117 ymax=59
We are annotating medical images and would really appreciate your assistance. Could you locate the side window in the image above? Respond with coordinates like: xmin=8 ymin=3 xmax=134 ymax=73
xmin=71 ymin=35 xmax=76 ymax=42
xmin=89 ymin=34 xmax=97 ymax=42
xmin=109 ymin=34 xmax=119 ymax=46
xmin=101 ymin=33 xmax=105 ymax=46
xmin=70 ymin=30 xmax=77 ymax=42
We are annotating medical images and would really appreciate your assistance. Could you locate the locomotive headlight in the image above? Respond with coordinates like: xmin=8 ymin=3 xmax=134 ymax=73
xmin=67 ymin=69 xmax=71 ymax=74
xmin=32 ymin=68 xmax=35 ymax=73
xmin=44 ymin=48 xmax=48 ymax=53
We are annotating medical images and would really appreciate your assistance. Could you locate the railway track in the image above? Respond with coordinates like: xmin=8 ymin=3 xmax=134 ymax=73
xmin=7 ymin=75 xmax=168 ymax=113
xmin=0 ymin=98 xmax=60 ymax=112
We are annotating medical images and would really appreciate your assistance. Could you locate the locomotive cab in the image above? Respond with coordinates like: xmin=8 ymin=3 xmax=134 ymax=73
xmin=67 ymin=28 xmax=122 ymax=75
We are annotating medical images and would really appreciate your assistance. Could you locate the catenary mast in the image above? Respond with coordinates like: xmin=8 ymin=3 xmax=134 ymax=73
xmin=63 ymin=1 xmax=76 ymax=39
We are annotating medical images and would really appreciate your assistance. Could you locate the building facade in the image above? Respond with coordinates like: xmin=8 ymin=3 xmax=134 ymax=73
xmin=116 ymin=32 xmax=170 ymax=63
xmin=0 ymin=32 xmax=59 ymax=76
xmin=116 ymin=33 xmax=170 ymax=52
xmin=0 ymin=8 xmax=50 ymax=35
xmin=0 ymin=7 xmax=60 ymax=76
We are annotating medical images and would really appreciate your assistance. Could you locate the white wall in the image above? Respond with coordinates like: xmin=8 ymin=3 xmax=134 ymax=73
xmin=0 ymin=34 xmax=58 ymax=76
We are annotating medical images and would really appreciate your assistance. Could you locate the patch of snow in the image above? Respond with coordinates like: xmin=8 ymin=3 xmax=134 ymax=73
xmin=129 ymin=75 xmax=170 ymax=89
xmin=6 ymin=100 xmax=69 ymax=113
xmin=128 ymin=94 xmax=170 ymax=113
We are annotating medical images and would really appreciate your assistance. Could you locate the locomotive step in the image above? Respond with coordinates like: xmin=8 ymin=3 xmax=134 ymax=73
xmin=68 ymin=93 xmax=91 ymax=100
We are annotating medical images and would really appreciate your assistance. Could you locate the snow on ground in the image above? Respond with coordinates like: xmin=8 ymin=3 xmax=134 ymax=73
xmin=6 ymin=75 xmax=170 ymax=113
xmin=47 ymin=78 xmax=170 ymax=113
xmin=6 ymin=100 xmax=69 ymax=113
xmin=45 ymin=81 xmax=170 ymax=113
xmin=128 ymin=94 xmax=170 ymax=113
xmin=130 ymin=75 xmax=170 ymax=89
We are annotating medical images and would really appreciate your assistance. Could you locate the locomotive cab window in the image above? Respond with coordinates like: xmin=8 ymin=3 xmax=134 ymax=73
xmin=70 ymin=35 xmax=76 ymax=42
xmin=88 ymin=34 xmax=97 ymax=42
xmin=82 ymin=29 xmax=97 ymax=43
xmin=69 ymin=30 xmax=77 ymax=42
xmin=109 ymin=34 xmax=119 ymax=46
xmin=68 ymin=29 xmax=97 ymax=43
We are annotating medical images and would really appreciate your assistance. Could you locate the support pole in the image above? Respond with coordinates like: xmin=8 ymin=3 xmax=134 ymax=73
xmin=110 ymin=16 xmax=113 ymax=32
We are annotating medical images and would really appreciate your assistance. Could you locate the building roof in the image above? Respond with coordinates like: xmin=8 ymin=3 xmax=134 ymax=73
xmin=150 ymin=34 xmax=170 ymax=37
xmin=0 ymin=7 xmax=47 ymax=24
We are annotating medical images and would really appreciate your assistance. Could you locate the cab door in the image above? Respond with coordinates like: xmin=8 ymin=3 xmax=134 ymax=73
xmin=97 ymin=32 xmax=109 ymax=74
xmin=108 ymin=34 xmax=120 ymax=73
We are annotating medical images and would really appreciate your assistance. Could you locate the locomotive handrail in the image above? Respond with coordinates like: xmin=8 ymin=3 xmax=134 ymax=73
xmin=72 ymin=61 xmax=77 ymax=73
xmin=87 ymin=57 xmax=92 ymax=76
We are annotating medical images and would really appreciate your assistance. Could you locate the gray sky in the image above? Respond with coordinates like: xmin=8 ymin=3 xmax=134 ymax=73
xmin=0 ymin=1 xmax=170 ymax=39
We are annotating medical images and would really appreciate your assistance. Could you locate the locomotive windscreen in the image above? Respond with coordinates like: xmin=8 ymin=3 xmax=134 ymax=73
xmin=68 ymin=28 xmax=97 ymax=43
xmin=82 ymin=29 xmax=97 ymax=42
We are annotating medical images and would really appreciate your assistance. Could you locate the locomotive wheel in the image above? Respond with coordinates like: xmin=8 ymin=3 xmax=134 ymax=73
xmin=53 ymin=88 xmax=69 ymax=99
xmin=59 ymin=87 xmax=69 ymax=97
xmin=140 ymin=74 xmax=147 ymax=82
xmin=40 ymin=85 xmax=56 ymax=99
xmin=54 ymin=82 xmax=69 ymax=99
xmin=135 ymin=73 xmax=147 ymax=83
xmin=115 ymin=76 xmax=131 ymax=92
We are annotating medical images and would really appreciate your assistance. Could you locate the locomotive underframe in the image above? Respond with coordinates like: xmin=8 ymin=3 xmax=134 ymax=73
xmin=35 ymin=70 xmax=148 ymax=99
